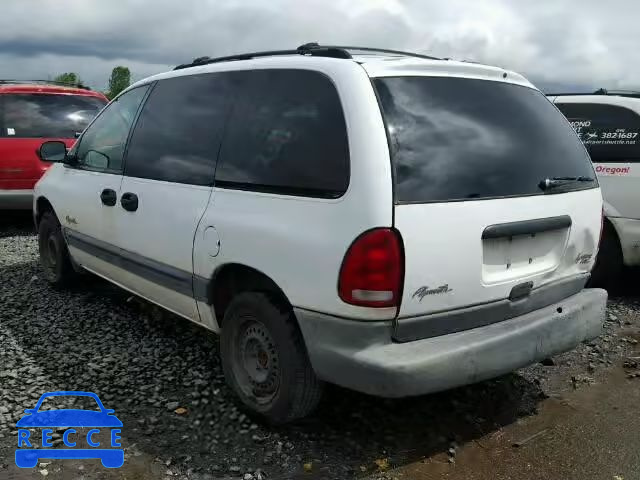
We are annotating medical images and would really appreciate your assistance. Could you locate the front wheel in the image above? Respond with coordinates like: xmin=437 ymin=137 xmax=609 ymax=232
xmin=220 ymin=292 xmax=324 ymax=424
xmin=38 ymin=211 xmax=77 ymax=287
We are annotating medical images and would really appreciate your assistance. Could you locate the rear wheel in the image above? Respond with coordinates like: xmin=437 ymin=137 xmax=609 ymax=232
xmin=220 ymin=292 xmax=324 ymax=424
xmin=38 ymin=211 xmax=77 ymax=287
xmin=588 ymin=222 xmax=623 ymax=292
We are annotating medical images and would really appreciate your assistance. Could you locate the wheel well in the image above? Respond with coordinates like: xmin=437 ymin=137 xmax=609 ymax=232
xmin=210 ymin=264 xmax=291 ymax=325
xmin=35 ymin=197 xmax=55 ymax=227
xmin=603 ymin=217 xmax=621 ymax=246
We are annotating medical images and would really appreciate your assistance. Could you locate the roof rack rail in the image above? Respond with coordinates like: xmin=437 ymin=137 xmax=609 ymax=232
xmin=315 ymin=44 xmax=441 ymax=61
xmin=173 ymin=42 xmax=441 ymax=70
xmin=0 ymin=79 xmax=92 ymax=90
xmin=549 ymin=88 xmax=640 ymax=99
xmin=173 ymin=43 xmax=352 ymax=70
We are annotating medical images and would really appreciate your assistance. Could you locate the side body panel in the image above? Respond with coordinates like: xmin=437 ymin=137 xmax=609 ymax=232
xmin=193 ymin=59 xmax=395 ymax=326
xmin=36 ymin=163 xmax=123 ymax=277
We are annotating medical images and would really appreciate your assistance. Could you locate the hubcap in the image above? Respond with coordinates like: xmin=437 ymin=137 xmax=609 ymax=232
xmin=234 ymin=320 xmax=280 ymax=404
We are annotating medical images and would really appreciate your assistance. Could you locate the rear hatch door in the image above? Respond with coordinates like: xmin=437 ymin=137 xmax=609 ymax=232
xmin=373 ymin=75 xmax=602 ymax=322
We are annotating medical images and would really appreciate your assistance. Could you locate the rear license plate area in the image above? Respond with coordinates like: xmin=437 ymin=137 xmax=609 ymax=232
xmin=482 ymin=230 xmax=568 ymax=284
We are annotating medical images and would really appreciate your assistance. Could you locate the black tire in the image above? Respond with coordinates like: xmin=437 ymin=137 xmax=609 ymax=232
xmin=38 ymin=211 xmax=77 ymax=286
xmin=220 ymin=292 xmax=324 ymax=424
xmin=588 ymin=222 xmax=623 ymax=291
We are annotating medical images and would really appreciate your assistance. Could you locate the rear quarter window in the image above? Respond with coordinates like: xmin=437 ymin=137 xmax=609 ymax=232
xmin=374 ymin=77 xmax=596 ymax=203
xmin=555 ymin=102 xmax=640 ymax=163
xmin=215 ymin=69 xmax=350 ymax=198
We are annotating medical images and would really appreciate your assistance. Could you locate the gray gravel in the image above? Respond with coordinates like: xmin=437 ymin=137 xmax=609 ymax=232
xmin=1 ymin=213 xmax=639 ymax=480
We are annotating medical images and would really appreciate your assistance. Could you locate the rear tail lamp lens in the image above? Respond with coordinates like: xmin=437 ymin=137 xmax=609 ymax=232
xmin=338 ymin=228 xmax=404 ymax=308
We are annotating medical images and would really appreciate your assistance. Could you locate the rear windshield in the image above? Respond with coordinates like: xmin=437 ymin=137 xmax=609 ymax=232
xmin=0 ymin=93 xmax=107 ymax=139
xmin=374 ymin=77 xmax=596 ymax=203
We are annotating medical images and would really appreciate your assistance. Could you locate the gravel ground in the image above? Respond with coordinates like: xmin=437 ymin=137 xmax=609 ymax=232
xmin=1 ymin=213 xmax=639 ymax=480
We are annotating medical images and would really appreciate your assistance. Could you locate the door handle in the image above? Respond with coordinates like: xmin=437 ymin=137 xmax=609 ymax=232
xmin=120 ymin=192 xmax=139 ymax=212
xmin=100 ymin=188 xmax=117 ymax=207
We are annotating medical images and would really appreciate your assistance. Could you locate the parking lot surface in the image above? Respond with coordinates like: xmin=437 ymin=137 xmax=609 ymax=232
xmin=1 ymin=213 xmax=639 ymax=480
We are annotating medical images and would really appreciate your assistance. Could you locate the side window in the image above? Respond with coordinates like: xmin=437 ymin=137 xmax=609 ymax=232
xmin=556 ymin=103 xmax=640 ymax=163
xmin=123 ymin=73 xmax=236 ymax=185
xmin=215 ymin=69 xmax=350 ymax=198
xmin=75 ymin=86 xmax=149 ymax=172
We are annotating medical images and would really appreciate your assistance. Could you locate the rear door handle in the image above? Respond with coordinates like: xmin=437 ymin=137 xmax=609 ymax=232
xmin=120 ymin=192 xmax=139 ymax=212
xmin=100 ymin=188 xmax=117 ymax=207
xmin=482 ymin=215 xmax=572 ymax=239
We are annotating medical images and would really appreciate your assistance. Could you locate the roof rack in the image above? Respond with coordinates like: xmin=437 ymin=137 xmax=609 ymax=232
xmin=316 ymin=44 xmax=441 ymax=61
xmin=549 ymin=88 xmax=640 ymax=99
xmin=0 ymin=79 xmax=91 ymax=90
xmin=173 ymin=42 xmax=441 ymax=70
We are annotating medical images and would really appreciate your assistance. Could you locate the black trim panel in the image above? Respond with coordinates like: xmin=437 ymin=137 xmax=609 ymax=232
xmin=192 ymin=275 xmax=210 ymax=303
xmin=65 ymin=229 xmax=209 ymax=302
xmin=214 ymin=180 xmax=344 ymax=199
xmin=482 ymin=215 xmax=572 ymax=239
xmin=393 ymin=274 xmax=589 ymax=342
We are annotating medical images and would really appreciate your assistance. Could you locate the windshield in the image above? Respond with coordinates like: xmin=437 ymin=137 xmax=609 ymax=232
xmin=0 ymin=93 xmax=107 ymax=139
xmin=374 ymin=76 xmax=597 ymax=203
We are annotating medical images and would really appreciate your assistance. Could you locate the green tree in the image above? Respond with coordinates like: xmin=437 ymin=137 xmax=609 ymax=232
xmin=53 ymin=72 xmax=83 ymax=86
xmin=107 ymin=66 xmax=131 ymax=99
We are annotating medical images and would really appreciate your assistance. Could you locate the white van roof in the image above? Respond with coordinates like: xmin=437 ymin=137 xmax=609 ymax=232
xmin=129 ymin=44 xmax=536 ymax=92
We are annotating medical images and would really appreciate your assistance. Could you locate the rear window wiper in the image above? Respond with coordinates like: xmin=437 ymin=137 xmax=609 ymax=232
xmin=539 ymin=176 xmax=595 ymax=191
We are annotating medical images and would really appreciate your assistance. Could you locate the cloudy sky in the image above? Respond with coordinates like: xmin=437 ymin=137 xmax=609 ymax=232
xmin=1 ymin=0 xmax=638 ymax=93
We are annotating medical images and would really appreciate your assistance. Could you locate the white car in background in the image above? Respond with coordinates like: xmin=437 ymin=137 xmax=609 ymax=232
xmin=550 ymin=90 xmax=640 ymax=288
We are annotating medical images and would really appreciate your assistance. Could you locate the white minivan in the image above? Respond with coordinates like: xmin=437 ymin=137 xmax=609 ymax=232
xmin=34 ymin=44 xmax=607 ymax=423
xmin=551 ymin=90 xmax=640 ymax=288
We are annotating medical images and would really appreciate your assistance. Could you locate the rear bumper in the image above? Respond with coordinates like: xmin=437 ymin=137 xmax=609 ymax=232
xmin=295 ymin=288 xmax=607 ymax=397
xmin=0 ymin=189 xmax=33 ymax=209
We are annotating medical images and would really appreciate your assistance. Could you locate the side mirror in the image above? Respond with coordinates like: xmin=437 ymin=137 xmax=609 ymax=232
xmin=38 ymin=141 xmax=68 ymax=163
xmin=104 ymin=409 xmax=115 ymax=414
xmin=24 ymin=409 xmax=34 ymax=414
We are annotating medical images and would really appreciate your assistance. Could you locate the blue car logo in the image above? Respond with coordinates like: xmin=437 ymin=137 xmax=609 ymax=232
xmin=15 ymin=391 xmax=123 ymax=468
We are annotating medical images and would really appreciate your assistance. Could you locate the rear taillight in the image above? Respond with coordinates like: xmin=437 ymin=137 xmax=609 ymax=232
xmin=338 ymin=228 xmax=404 ymax=308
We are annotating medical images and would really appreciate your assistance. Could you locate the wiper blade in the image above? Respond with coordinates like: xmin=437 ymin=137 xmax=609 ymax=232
xmin=548 ymin=176 xmax=594 ymax=182
xmin=539 ymin=176 xmax=595 ymax=190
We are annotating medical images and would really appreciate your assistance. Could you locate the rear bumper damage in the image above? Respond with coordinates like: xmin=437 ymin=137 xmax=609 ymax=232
xmin=295 ymin=288 xmax=607 ymax=397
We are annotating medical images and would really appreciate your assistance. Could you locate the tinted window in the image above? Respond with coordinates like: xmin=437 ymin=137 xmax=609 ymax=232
xmin=215 ymin=69 xmax=349 ymax=197
xmin=75 ymin=86 xmax=149 ymax=172
xmin=125 ymin=74 xmax=236 ymax=185
xmin=374 ymin=77 xmax=596 ymax=203
xmin=0 ymin=94 xmax=106 ymax=138
xmin=555 ymin=103 xmax=640 ymax=162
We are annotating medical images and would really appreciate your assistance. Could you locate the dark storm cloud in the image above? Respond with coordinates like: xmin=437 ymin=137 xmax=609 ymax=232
xmin=0 ymin=0 xmax=638 ymax=91
xmin=0 ymin=38 xmax=146 ymax=63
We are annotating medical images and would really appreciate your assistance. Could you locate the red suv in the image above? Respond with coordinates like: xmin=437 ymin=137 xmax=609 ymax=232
xmin=0 ymin=81 xmax=108 ymax=209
